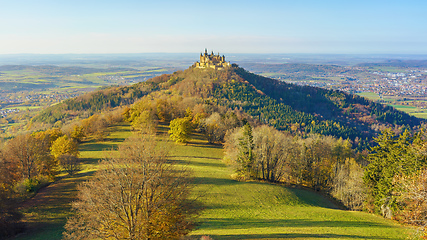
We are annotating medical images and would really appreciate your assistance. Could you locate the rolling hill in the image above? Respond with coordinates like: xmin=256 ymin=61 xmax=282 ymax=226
xmin=32 ymin=64 xmax=423 ymax=146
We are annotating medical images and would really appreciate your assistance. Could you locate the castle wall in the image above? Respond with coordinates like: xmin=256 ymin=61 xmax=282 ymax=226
xmin=196 ymin=50 xmax=230 ymax=70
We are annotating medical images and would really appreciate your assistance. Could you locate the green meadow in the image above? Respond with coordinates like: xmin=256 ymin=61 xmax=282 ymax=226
xmin=357 ymin=92 xmax=427 ymax=119
xmin=357 ymin=92 xmax=382 ymax=101
xmin=13 ymin=124 xmax=133 ymax=240
xmin=13 ymin=123 xmax=415 ymax=240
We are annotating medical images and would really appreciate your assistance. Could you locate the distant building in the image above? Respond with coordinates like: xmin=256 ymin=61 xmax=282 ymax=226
xmin=194 ymin=49 xmax=231 ymax=70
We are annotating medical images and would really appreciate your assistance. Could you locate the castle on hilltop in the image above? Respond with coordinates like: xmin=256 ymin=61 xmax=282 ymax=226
xmin=194 ymin=49 xmax=231 ymax=70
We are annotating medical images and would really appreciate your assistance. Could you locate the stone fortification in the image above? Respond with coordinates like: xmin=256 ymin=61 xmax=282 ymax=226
xmin=194 ymin=49 xmax=230 ymax=70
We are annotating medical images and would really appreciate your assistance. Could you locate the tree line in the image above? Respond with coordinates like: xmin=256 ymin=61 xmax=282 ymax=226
xmin=124 ymin=83 xmax=427 ymax=237
xmin=0 ymin=110 xmax=124 ymax=238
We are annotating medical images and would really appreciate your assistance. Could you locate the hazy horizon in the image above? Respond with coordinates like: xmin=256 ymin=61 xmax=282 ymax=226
xmin=1 ymin=52 xmax=427 ymax=67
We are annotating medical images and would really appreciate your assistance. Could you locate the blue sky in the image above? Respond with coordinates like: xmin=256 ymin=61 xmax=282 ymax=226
xmin=1 ymin=0 xmax=426 ymax=54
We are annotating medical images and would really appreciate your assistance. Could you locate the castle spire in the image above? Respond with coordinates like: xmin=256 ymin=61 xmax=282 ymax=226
xmin=195 ymin=49 xmax=230 ymax=70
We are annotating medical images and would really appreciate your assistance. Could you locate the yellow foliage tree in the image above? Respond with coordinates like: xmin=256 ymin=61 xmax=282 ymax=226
xmin=169 ymin=117 xmax=193 ymax=144
xmin=50 ymin=135 xmax=79 ymax=159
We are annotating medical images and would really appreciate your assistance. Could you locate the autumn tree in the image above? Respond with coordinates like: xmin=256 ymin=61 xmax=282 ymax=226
xmin=224 ymin=123 xmax=255 ymax=180
xmin=252 ymin=125 xmax=292 ymax=182
xmin=58 ymin=154 xmax=81 ymax=175
xmin=201 ymin=111 xmax=240 ymax=144
xmin=31 ymin=129 xmax=61 ymax=177
xmin=201 ymin=112 xmax=222 ymax=144
xmin=0 ymin=145 xmax=24 ymax=238
xmin=5 ymin=134 xmax=52 ymax=180
xmin=131 ymin=110 xmax=158 ymax=134
xmin=331 ymin=158 xmax=366 ymax=210
xmin=169 ymin=117 xmax=193 ymax=144
xmin=394 ymin=168 xmax=427 ymax=238
xmin=50 ymin=135 xmax=79 ymax=159
xmin=156 ymin=98 xmax=172 ymax=121
xmin=63 ymin=135 xmax=199 ymax=240
xmin=80 ymin=114 xmax=108 ymax=141
xmin=70 ymin=125 xmax=85 ymax=143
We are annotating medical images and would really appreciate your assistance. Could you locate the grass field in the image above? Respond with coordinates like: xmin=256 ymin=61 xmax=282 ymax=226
xmin=357 ymin=92 xmax=382 ymax=101
xmin=12 ymin=122 xmax=416 ymax=240
xmin=162 ymin=128 xmax=413 ymax=239
xmin=390 ymin=104 xmax=427 ymax=119
xmin=368 ymin=67 xmax=407 ymax=73
xmin=12 ymin=123 xmax=132 ymax=240
xmin=357 ymin=92 xmax=427 ymax=120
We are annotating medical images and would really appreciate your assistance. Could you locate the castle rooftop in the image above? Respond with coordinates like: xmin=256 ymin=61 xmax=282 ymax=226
xmin=193 ymin=49 xmax=230 ymax=70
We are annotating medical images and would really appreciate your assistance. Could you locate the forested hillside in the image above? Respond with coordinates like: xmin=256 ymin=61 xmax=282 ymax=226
xmin=32 ymin=64 xmax=422 ymax=146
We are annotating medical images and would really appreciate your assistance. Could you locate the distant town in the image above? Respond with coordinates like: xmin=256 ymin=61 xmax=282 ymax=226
xmin=284 ymin=68 xmax=427 ymax=98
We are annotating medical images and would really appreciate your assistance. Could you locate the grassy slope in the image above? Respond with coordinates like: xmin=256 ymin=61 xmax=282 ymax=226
xmin=12 ymin=123 xmax=132 ymax=240
xmin=13 ymin=122 xmax=413 ymax=240
xmin=158 ymin=124 xmax=413 ymax=240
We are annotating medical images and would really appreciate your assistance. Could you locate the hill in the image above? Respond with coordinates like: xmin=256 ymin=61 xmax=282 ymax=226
xmin=13 ymin=122 xmax=412 ymax=240
xmin=32 ymin=64 xmax=423 ymax=145
xmin=356 ymin=59 xmax=427 ymax=68
xmin=9 ymin=61 xmax=423 ymax=239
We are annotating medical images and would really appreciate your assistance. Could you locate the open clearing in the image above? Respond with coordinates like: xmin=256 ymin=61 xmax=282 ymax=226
xmin=12 ymin=123 xmax=414 ymax=240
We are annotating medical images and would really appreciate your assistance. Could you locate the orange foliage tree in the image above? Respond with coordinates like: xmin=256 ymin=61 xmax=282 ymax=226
xmin=63 ymin=135 xmax=199 ymax=239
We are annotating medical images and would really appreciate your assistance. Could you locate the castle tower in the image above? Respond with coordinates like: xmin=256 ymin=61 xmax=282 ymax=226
xmin=194 ymin=49 xmax=230 ymax=70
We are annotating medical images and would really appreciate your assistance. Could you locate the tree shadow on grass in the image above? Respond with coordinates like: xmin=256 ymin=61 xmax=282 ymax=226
xmin=191 ymin=177 xmax=242 ymax=186
xmin=17 ymin=170 xmax=98 ymax=240
xmin=102 ymin=136 xmax=127 ymax=143
xmin=79 ymin=157 xmax=99 ymax=165
xmin=79 ymin=142 xmax=118 ymax=152
xmin=190 ymin=232 xmax=396 ymax=239
xmin=285 ymin=187 xmax=340 ymax=209
xmin=188 ymin=141 xmax=223 ymax=149
xmin=192 ymin=218 xmax=398 ymax=239
xmin=172 ymin=158 xmax=224 ymax=168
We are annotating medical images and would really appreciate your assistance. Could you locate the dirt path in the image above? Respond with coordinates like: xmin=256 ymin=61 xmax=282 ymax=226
xmin=13 ymin=173 xmax=90 ymax=239
xmin=12 ymin=125 xmax=129 ymax=240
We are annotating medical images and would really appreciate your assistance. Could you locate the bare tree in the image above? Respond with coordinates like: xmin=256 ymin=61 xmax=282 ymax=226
xmin=63 ymin=135 xmax=199 ymax=240
xmin=331 ymin=158 xmax=366 ymax=210
xmin=58 ymin=154 xmax=81 ymax=175
xmin=253 ymin=125 xmax=292 ymax=182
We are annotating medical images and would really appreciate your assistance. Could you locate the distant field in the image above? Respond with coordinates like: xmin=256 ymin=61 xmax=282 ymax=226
xmin=391 ymin=105 xmax=427 ymax=119
xmin=368 ymin=66 xmax=407 ymax=73
xmin=357 ymin=92 xmax=427 ymax=119
xmin=357 ymin=91 xmax=381 ymax=101
xmin=4 ymin=106 xmax=42 ymax=110
xmin=0 ymin=66 xmax=173 ymax=115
